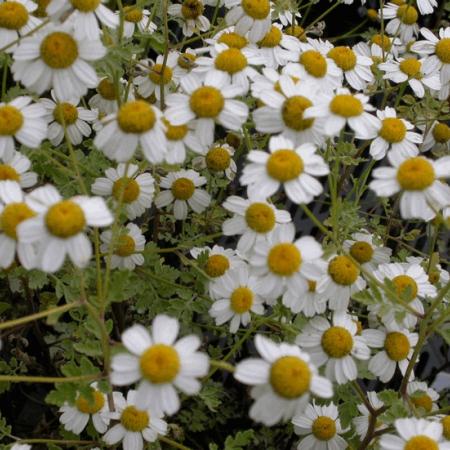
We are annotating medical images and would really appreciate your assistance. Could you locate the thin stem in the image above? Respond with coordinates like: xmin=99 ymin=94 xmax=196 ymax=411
xmin=0 ymin=374 xmax=103 ymax=383
xmin=159 ymin=436 xmax=192 ymax=450
xmin=160 ymin=0 xmax=169 ymax=109
xmin=209 ymin=360 xmax=235 ymax=373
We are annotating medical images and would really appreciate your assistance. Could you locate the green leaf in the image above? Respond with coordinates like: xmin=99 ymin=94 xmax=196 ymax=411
xmin=224 ymin=430 xmax=256 ymax=450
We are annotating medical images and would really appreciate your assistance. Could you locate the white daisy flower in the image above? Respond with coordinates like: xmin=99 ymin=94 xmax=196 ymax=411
xmin=0 ymin=96 xmax=46 ymax=160
xmin=121 ymin=5 xmax=157 ymax=38
xmin=234 ymin=334 xmax=333 ymax=426
xmin=89 ymin=78 xmax=122 ymax=115
xmin=381 ymin=3 xmax=419 ymax=43
xmin=172 ymin=48 xmax=198 ymax=78
xmin=0 ymin=0 xmax=41 ymax=52
xmin=164 ymin=71 xmax=248 ymax=147
xmin=0 ymin=181 xmax=37 ymax=269
xmin=421 ymin=121 xmax=450 ymax=152
xmin=168 ymin=0 xmax=210 ymax=37
xmin=295 ymin=278 xmax=328 ymax=317
xmin=17 ymin=185 xmax=113 ymax=272
xmin=0 ymin=151 xmax=37 ymax=188
xmin=293 ymin=401 xmax=347 ymax=450
xmin=94 ymin=100 xmax=167 ymax=163
xmin=209 ymin=265 xmax=265 ymax=333
xmin=110 ymin=315 xmax=210 ymax=414
xmin=353 ymin=392 xmax=386 ymax=439
xmin=363 ymin=324 xmax=418 ymax=382
xmin=192 ymin=143 xmax=237 ymax=180
xmin=297 ymin=313 xmax=370 ymax=384
xmin=369 ymin=153 xmax=450 ymax=221
xmin=154 ymin=169 xmax=211 ymax=221
xmin=363 ymin=33 xmax=402 ymax=59
xmin=103 ymin=390 xmax=167 ymax=449
xmin=41 ymin=92 xmax=97 ymax=146
xmin=59 ymin=384 xmax=109 ymax=434
xmin=249 ymin=222 xmax=324 ymax=308
xmin=12 ymin=24 xmax=106 ymax=101
xmin=91 ymin=163 xmax=155 ymax=220
xmin=241 ymin=135 xmax=329 ymax=203
xmin=407 ymin=381 xmax=440 ymax=413
xmin=100 ymin=223 xmax=145 ymax=270
xmin=222 ymin=193 xmax=291 ymax=255
xmin=405 ymin=256 xmax=450 ymax=288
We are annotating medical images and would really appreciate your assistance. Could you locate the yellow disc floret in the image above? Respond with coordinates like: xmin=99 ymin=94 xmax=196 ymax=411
xmin=371 ymin=34 xmax=391 ymax=51
xmin=330 ymin=94 xmax=363 ymax=118
xmin=308 ymin=280 xmax=316 ymax=292
xmin=115 ymin=234 xmax=136 ymax=257
xmin=117 ymin=100 xmax=156 ymax=133
xmin=205 ymin=254 xmax=229 ymax=277
xmin=268 ymin=243 xmax=301 ymax=276
xmin=1 ymin=203 xmax=35 ymax=239
xmin=321 ymin=326 xmax=353 ymax=358
xmin=367 ymin=8 xmax=378 ymax=21
xmin=230 ymin=286 xmax=253 ymax=313
xmin=215 ymin=48 xmax=247 ymax=74
xmin=124 ymin=5 xmax=143 ymax=23
xmin=441 ymin=416 xmax=450 ymax=440
xmin=75 ymin=390 xmax=105 ymax=414
xmin=396 ymin=4 xmax=418 ymax=25
xmin=177 ymin=52 xmax=197 ymax=69
xmin=140 ymin=344 xmax=180 ymax=383
xmin=181 ymin=0 xmax=204 ymax=19
xmin=0 ymin=105 xmax=24 ymax=136
xmin=218 ymin=32 xmax=248 ymax=49
xmin=281 ymin=96 xmax=314 ymax=131
xmin=349 ymin=241 xmax=373 ymax=264
xmin=33 ymin=0 xmax=50 ymax=17
xmin=189 ymin=86 xmax=224 ymax=118
xmin=267 ymin=149 xmax=303 ymax=182
xmin=40 ymin=32 xmax=78 ymax=69
xmin=0 ymin=1 xmax=28 ymax=30
xmin=53 ymin=102 xmax=78 ymax=125
xmin=0 ymin=164 xmax=19 ymax=181
xmin=270 ymin=356 xmax=311 ymax=398
xmin=300 ymin=50 xmax=328 ymax=78
xmin=432 ymin=122 xmax=450 ymax=143
xmin=206 ymin=147 xmax=231 ymax=171
xmin=171 ymin=177 xmax=195 ymax=200
xmin=399 ymin=58 xmax=422 ymax=78
xmin=396 ymin=157 xmax=435 ymax=191
xmin=435 ymin=38 xmax=450 ymax=64
xmin=120 ymin=406 xmax=149 ymax=432
xmin=328 ymin=46 xmax=357 ymax=71
xmin=164 ymin=120 xmax=188 ymax=141
xmin=312 ymin=416 xmax=336 ymax=441
xmin=97 ymin=78 xmax=116 ymax=100
xmin=245 ymin=202 xmax=275 ymax=233
xmin=70 ymin=0 xmax=100 ymax=12
xmin=411 ymin=395 xmax=433 ymax=413
xmin=45 ymin=200 xmax=86 ymax=238
xmin=241 ymin=0 xmax=269 ymax=19
xmin=392 ymin=275 xmax=418 ymax=301
xmin=112 ymin=177 xmax=140 ymax=203
xmin=285 ymin=24 xmax=306 ymax=41
xmin=149 ymin=63 xmax=173 ymax=85
xmin=379 ymin=117 xmax=406 ymax=143
xmin=258 ymin=26 xmax=282 ymax=48
xmin=328 ymin=255 xmax=359 ymax=285
xmin=384 ymin=331 xmax=410 ymax=361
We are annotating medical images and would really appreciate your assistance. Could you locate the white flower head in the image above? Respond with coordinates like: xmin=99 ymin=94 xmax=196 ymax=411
xmin=168 ymin=0 xmax=210 ymax=37
xmin=0 ymin=151 xmax=37 ymax=189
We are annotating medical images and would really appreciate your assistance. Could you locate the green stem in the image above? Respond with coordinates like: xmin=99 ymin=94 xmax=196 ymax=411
xmin=159 ymin=436 xmax=192 ymax=450
xmin=209 ymin=360 xmax=235 ymax=373
xmin=0 ymin=374 xmax=103 ymax=383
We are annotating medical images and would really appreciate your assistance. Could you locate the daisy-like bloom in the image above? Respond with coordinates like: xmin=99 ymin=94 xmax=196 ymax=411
xmin=252 ymin=75 xmax=326 ymax=146
xmin=110 ymin=315 xmax=210 ymax=413
xmin=224 ymin=0 xmax=271 ymax=43
xmin=407 ymin=381 xmax=440 ymax=413
xmin=41 ymin=93 xmax=97 ymax=146
xmin=0 ymin=0 xmax=41 ymax=52
xmin=381 ymin=3 xmax=419 ymax=43
xmin=378 ymin=57 xmax=440 ymax=99
xmin=249 ymin=223 xmax=324 ymax=308
xmin=297 ymin=313 xmax=370 ymax=384
xmin=168 ymin=0 xmax=210 ymax=37
xmin=154 ymin=169 xmax=211 ymax=221
xmin=91 ymin=163 xmax=155 ymax=220
xmin=172 ymin=48 xmax=198 ymax=78
xmin=234 ymin=334 xmax=333 ymax=426
xmin=369 ymin=153 xmax=450 ymax=221
xmin=94 ymin=99 xmax=167 ymax=163
xmin=89 ymin=78 xmax=120 ymax=115
xmin=0 ymin=151 xmax=37 ymax=188
xmin=317 ymin=254 xmax=366 ymax=311
xmin=17 ymin=185 xmax=113 ymax=272
xmin=46 ymin=0 xmax=118 ymax=40
xmin=342 ymin=232 xmax=392 ymax=272
xmin=370 ymin=107 xmax=422 ymax=161
xmin=421 ymin=121 xmax=450 ymax=152
xmin=353 ymin=392 xmax=386 ymax=439
xmin=305 ymin=88 xmax=380 ymax=139
xmin=59 ymin=384 xmax=109 ymax=434
xmin=405 ymin=256 xmax=450 ymax=289
xmin=12 ymin=24 xmax=106 ymax=101
xmin=164 ymin=72 xmax=248 ymax=147
xmin=121 ymin=5 xmax=157 ymax=38
xmin=209 ymin=265 xmax=265 ymax=333
xmin=103 ymin=390 xmax=167 ymax=449
xmin=100 ymin=223 xmax=145 ymax=270
xmin=222 ymin=193 xmax=291 ymax=255
xmin=0 ymin=96 xmax=46 ymax=159
xmin=295 ymin=278 xmax=328 ymax=317
xmin=379 ymin=418 xmax=450 ymax=450
xmin=293 ymin=401 xmax=347 ymax=450
xmin=363 ymin=324 xmax=418 ymax=382
xmin=0 ymin=181 xmax=37 ymax=269
xmin=241 ymin=135 xmax=329 ymax=204
xmin=192 ymin=143 xmax=237 ymax=180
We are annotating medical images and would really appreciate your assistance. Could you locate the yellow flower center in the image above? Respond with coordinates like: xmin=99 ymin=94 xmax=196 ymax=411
xmin=181 ymin=0 xmax=203 ymax=19
xmin=371 ymin=34 xmax=391 ymax=51
xmin=0 ymin=164 xmax=19 ymax=181
xmin=163 ymin=119 xmax=188 ymax=141
xmin=171 ymin=177 xmax=195 ymax=200
xmin=177 ymin=52 xmax=196 ymax=69
xmin=97 ymin=78 xmax=116 ymax=100
xmin=379 ymin=117 xmax=406 ymax=143
xmin=330 ymin=94 xmax=363 ymax=118
xmin=321 ymin=326 xmax=353 ymax=358
xmin=285 ymin=24 xmax=306 ymax=41
xmin=355 ymin=320 xmax=363 ymax=335
xmin=266 ymin=149 xmax=303 ymax=183
xmin=124 ymin=5 xmax=143 ymax=23
xmin=328 ymin=46 xmax=357 ymax=71
xmin=120 ymin=406 xmax=149 ymax=432
xmin=435 ymin=38 xmax=450 ymax=64
xmin=367 ymin=8 xmax=378 ymax=21
xmin=230 ymin=286 xmax=253 ymax=313
xmin=396 ymin=157 xmax=435 ymax=191
xmin=267 ymin=243 xmax=301 ymax=276
xmin=328 ymin=255 xmax=359 ymax=285
xmin=241 ymin=0 xmax=269 ymax=19
xmin=218 ymin=32 xmax=248 ymax=49
xmin=34 ymin=0 xmax=51 ymax=17
xmin=1 ymin=202 xmax=35 ymax=239
xmin=70 ymin=0 xmax=100 ymax=12
xmin=112 ymin=177 xmax=140 ymax=203
xmin=45 ymin=200 xmax=86 ymax=238
xmin=0 ymin=1 xmax=28 ymax=30
xmin=215 ymin=48 xmax=247 ymax=75
xmin=300 ymin=50 xmax=327 ymax=78
xmin=0 ymin=105 xmax=24 ymax=136
xmin=384 ymin=331 xmax=410 ymax=361
xmin=396 ymin=4 xmax=418 ymax=25
xmin=258 ymin=26 xmax=282 ymax=47
xmin=281 ymin=96 xmax=314 ymax=131
xmin=349 ymin=241 xmax=374 ymax=264
xmin=189 ymin=86 xmax=224 ymax=118
xmin=442 ymin=416 xmax=450 ymax=440
xmin=392 ymin=275 xmax=418 ymax=301
xmin=205 ymin=146 xmax=231 ymax=171
xmin=205 ymin=254 xmax=229 ymax=277
xmin=411 ymin=395 xmax=433 ymax=413
xmin=140 ymin=344 xmax=180 ymax=383
xmin=405 ymin=435 xmax=439 ymax=450
xmin=428 ymin=270 xmax=440 ymax=285
xmin=433 ymin=122 xmax=450 ymax=143
xmin=307 ymin=280 xmax=316 ymax=292
xmin=117 ymin=100 xmax=156 ymax=133
xmin=399 ymin=58 xmax=422 ymax=78
xmin=75 ymin=390 xmax=105 ymax=414
xmin=40 ymin=32 xmax=78 ymax=69
xmin=245 ymin=202 xmax=275 ymax=233
xmin=53 ymin=102 xmax=78 ymax=125
xmin=115 ymin=234 xmax=136 ymax=257
xmin=312 ymin=416 xmax=336 ymax=441
xmin=148 ymin=63 xmax=173 ymax=85
xmin=269 ymin=356 xmax=311 ymax=399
